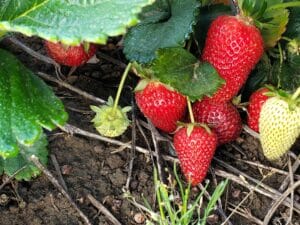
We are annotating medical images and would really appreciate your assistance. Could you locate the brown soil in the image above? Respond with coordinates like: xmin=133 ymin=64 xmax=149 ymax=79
xmin=0 ymin=35 xmax=299 ymax=225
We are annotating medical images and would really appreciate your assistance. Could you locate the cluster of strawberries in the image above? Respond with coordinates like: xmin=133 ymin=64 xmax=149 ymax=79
xmin=135 ymin=15 xmax=264 ymax=186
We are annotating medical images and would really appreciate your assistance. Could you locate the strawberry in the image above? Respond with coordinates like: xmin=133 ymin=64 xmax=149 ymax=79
xmin=247 ymin=87 xmax=270 ymax=132
xmin=173 ymin=125 xmax=217 ymax=185
xmin=201 ymin=15 xmax=264 ymax=103
xmin=192 ymin=99 xmax=242 ymax=145
xmin=45 ymin=41 xmax=97 ymax=66
xmin=259 ymin=91 xmax=300 ymax=160
xmin=135 ymin=80 xmax=186 ymax=133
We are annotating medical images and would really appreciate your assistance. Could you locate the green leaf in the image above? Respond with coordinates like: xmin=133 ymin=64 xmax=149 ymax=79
xmin=284 ymin=2 xmax=300 ymax=38
xmin=0 ymin=49 xmax=68 ymax=158
xmin=151 ymin=48 xmax=224 ymax=101
xmin=123 ymin=0 xmax=200 ymax=63
xmin=0 ymin=157 xmax=3 ymax=175
xmin=270 ymin=61 xmax=300 ymax=92
xmin=0 ymin=0 xmax=153 ymax=45
xmin=194 ymin=4 xmax=232 ymax=51
xmin=3 ymin=133 xmax=48 ymax=181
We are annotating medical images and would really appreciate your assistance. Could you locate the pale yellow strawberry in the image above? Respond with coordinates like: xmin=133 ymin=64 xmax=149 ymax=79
xmin=259 ymin=96 xmax=300 ymax=160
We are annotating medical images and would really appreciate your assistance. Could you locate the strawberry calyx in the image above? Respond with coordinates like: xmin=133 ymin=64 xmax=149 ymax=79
xmin=176 ymin=122 xmax=212 ymax=137
xmin=134 ymin=79 xmax=175 ymax=93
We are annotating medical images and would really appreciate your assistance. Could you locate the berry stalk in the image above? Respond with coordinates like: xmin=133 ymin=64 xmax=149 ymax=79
xmin=113 ymin=63 xmax=132 ymax=114
xmin=187 ymin=97 xmax=195 ymax=124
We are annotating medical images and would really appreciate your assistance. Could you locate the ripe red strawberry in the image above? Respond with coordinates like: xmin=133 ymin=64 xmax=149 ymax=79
xmin=173 ymin=125 xmax=217 ymax=185
xmin=247 ymin=87 xmax=270 ymax=132
xmin=192 ymin=99 xmax=242 ymax=145
xmin=135 ymin=80 xmax=187 ymax=133
xmin=201 ymin=15 xmax=264 ymax=103
xmin=45 ymin=41 xmax=97 ymax=66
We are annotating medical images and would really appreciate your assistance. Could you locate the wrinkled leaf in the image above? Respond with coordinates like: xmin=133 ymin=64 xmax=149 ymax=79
xmin=124 ymin=0 xmax=200 ymax=63
xmin=151 ymin=48 xmax=224 ymax=101
xmin=0 ymin=49 xmax=68 ymax=158
xmin=4 ymin=133 xmax=48 ymax=181
xmin=0 ymin=0 xmax=153 ymax=45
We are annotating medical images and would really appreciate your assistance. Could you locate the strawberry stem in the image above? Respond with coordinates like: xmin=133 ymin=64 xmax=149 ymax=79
xmin=292 ymin=87 xmax=300 ymax=101
xmin=187 ymin=97 xmax=195 ymax=124
xmin=265 ymin=1 xmax=300 ymax=12
xmin=113 ymin=63 xmax=132 ymax=113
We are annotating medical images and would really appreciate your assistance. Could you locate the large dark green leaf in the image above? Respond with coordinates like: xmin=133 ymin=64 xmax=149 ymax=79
xmin=0 ymin=0 xmax=153 ymax=45
xmin=0 ymin=49 xmax=68 ymax=158
xmin=124 ymin=0 xmax=200 ymax=63
xmin=284 ymin=0 xmax=300 ymax=38
xmin=4 ymin=133 xmax=48 ymax=181
xmin=151 ymin=48 xmax=224 ymax=101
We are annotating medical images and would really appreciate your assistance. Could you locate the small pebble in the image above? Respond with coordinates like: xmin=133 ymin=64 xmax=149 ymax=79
xmin=134 ymin=212 xmax=145 ymax=224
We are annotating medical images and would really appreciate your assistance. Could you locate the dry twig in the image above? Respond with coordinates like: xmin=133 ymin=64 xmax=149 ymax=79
xmin=0 ymin=166 xmax=26 ymax=191
xmin=30 ymin=155 xmax=92 ymax=225
xmin=50 ymin=154 xmax=68 ymax=191
xmin=87 ymin=194 xmax=122 ymax=225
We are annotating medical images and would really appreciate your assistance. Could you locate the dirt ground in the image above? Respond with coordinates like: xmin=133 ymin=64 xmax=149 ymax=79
xmin=0 ymin=35 xmax=299 ymax=225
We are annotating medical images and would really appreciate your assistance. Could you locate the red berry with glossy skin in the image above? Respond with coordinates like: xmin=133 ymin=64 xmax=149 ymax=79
xmin=135 ymin=81 xmax=187 ymax=133
xmin=247 ymin=88 xmax=270 ymax=132
xmin=202 ymin=15 xmax=264 ymax=103
xmin=173 ymin=126 xmax=217 ymax=185
xmin=193 ymin=100 xmax=242 ymax=145
xmin=45 ymin=41 xmax=97 ymax=66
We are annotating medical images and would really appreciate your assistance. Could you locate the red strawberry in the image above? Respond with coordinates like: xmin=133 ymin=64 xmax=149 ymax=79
xmin=173 ymin=125 xmax=217 ymax=185
xmin=45 ymin=41 xmax=97 ymax=66
xmin=135 ymin=80 xmax=187 ymax=133
xmin=193 ymin=99 xmax=242 ymax=145
xmin=202 ymin=15 xmax=264 ymax=103
xmin=247 ymin=87 xmax=270 ymax=132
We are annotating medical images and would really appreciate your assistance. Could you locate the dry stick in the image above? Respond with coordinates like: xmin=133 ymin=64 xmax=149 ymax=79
xmin=50 ymin=154 xmax=68 ymax=191
xmin=243 ymin=125 xmax=260 ymax=139
xmin=59 ymin=124 xmax=300 ymax=213
xmin=125 ymin=93 xmax=137 ymax=191
xmin=285 ymin=157 xmax=294 ymax=225
xmin=227 ymin=206 xmax=263 ymax=225
xmin=148 ymin=119 xmax=166 ymax=184
xmin=263 ymin=180 xmax=300 ymax=225
xmin=0 ymin=166 xmax=27 ymax=191
xmin=37 ymin=72 xmax=106 ymax=104
xmin=7 ymin=37 xmax=60 ymax=68
xmin=279 ymin=154 xmax=300 ymax=192
xmin=221 ymin=151 xmax=300 ymax=180
xmin=97 ymin=52 xmax=127 ymax=69
xmin=214 ymin=169 xmax=300 ymax=214
xmin=86 ymin=194 xmax=122 ymax=225
xmin=214 ymin=157 xmax=284 ymax=197
xmin=29 ymin=155 xmax=92 ymax=225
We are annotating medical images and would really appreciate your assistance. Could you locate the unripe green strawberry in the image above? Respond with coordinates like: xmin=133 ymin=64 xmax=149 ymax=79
xmin=259 ymin=96 xmax=300 ymax=160
xmin=173 ymin=125 xmax=217 ymax=186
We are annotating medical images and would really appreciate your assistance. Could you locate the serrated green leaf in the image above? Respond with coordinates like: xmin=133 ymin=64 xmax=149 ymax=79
xmin=194 ymin=4 xmax=232 ymax=51
xmin=3 ymin=133 xmax=48 ymax=181
xmin=124 ymin=0 xmax=200 ymax=63
xmin=0 ymin=0 xmax=153 ymax=45
xmin=151 ymin=48 xmax=224 ymax=101
xmin=0 ymin=49 xmax=68 ymax=158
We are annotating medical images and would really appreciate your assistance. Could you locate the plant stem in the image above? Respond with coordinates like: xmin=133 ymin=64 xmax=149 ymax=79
xmin=113 ymin=62 xmax=132 ymax=112
xmin=187 ymin=97 xmax=195 ymax=124
xmin=281 ymin=36 xmax=293 ymax=42
xmin=266 ymin=1 xmax=300 ymax=12
xmin=292 ymin=87 xmax=300 ymax=100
